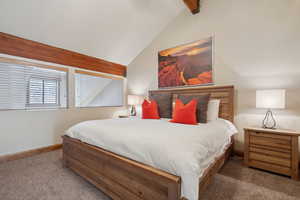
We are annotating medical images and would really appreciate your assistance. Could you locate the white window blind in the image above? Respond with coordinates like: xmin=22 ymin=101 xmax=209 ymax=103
xmin=75 ymin=71 xmax=124 ymax=108
xmin=27 ymin=78 xmax=60 ymax=106
xmin=0 ymin=61 xmax=67 ymax=110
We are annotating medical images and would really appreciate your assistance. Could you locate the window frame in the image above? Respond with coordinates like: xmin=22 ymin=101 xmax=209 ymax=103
xmin=75 ymin=70 xmax=125 ymax=108
xmin=0 ymin=57 xmax=68 ymax=111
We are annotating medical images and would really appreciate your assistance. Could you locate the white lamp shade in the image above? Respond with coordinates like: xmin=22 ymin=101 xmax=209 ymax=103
xmin=256 ymin=89 xmax=286 ymax=109
xmin=128 ymin=95 xmax=143 ymax=105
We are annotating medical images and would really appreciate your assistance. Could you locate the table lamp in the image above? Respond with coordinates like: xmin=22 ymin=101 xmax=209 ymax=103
xmin=256 ymin=89 xmax=286 ymax=129
xmin=128 ymin=95 xmax=143 ymax=116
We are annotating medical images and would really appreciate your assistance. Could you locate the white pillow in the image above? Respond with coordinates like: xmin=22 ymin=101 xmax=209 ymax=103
xmin=207 ymin=99 xmax=220 ymax=122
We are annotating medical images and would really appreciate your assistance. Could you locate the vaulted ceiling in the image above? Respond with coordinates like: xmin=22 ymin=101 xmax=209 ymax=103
xmin=0 ymin=0 xmax=185 ymax=66
xmin=127 ymin=0 xmax=300 ymax=92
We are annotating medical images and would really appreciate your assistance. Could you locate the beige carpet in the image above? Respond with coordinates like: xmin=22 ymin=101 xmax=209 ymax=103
xmin=1 ymin=150 xmax=300 ymax=200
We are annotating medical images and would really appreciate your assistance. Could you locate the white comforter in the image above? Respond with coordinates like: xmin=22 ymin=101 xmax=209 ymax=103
xmin=66 ymin=118 xmax=237 ymax=200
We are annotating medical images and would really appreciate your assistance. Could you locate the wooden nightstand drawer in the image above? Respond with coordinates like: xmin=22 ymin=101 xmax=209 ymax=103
xmin=248 ymin=160 xmax=291 ymax=176
xmin=249 ymin=131 xmax=291 ymax=141
xmin=249 ymin=146 xmax=291 ymax=159
xmin=249 ymin=135 xmax=291 ymax=150
xmin=250 ymin=144 xmax=291 ymax=153
xmin=249 ymin=152 xmax=291 ymax=167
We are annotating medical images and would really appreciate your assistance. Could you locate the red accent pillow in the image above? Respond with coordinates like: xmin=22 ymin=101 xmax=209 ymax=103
xmin=142 ymin=100 xmax=160 ymax=119
xmin=170 ymin=99 xmax=198 ymax=125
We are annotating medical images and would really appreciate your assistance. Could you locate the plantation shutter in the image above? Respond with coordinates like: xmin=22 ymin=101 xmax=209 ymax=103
xmin=0 ymin=61 xmax=67 ymax=110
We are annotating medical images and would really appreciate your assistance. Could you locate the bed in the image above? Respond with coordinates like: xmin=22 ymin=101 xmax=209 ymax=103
xmin=62 ymin=85 xmax=235 ymax=200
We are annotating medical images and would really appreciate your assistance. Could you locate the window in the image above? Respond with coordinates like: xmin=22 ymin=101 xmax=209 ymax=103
xmin=27 ymin=78 xmax=60 ymax=107
xmin=0 ymin=59 xmax=67 ymax=110
xmin=75 ymin=70 xmax=124 ymax=107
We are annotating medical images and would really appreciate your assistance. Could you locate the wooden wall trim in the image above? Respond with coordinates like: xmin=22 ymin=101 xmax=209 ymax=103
xmin=0 ymin=32 xmax=127 ymax=77
xmin=0 ymin=144 xmax=62 ymax=164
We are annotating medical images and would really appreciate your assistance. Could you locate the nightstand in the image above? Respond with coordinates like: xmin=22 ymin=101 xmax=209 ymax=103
xmin=244 ymin=127 xmax=300 ymax=180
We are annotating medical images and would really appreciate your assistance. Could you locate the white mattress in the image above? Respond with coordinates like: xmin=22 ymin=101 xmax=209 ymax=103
xmin=66 ymin=118 xmax=237 ymax=200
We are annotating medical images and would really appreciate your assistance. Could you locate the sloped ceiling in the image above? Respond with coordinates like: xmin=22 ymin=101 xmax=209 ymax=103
xmin=0 ymin=0 xmax=185 ymax=65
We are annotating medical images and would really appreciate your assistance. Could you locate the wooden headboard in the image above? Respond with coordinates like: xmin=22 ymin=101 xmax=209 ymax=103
xmin=149 ymin=85 xmax=234 ymax=122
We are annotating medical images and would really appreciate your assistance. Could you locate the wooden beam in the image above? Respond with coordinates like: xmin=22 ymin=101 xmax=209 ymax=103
xmin=183 ymin=0 xmax=200 ymax=14
xmin=0 ymin=32 xmax=127 ymax=77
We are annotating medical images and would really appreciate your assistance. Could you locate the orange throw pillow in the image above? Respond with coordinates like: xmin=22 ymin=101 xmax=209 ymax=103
xmin=142 ymin=100 xmax=160 ymax=119
xmin=170 ymin=99 xmax=198 ymax=125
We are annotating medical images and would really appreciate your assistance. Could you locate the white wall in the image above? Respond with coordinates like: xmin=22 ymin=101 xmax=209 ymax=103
xmin=127 ymin=0 xmax=300 ymax=152
xmin=0 ymin=0 xmax=185 ymax=156
xmin=0 ymin=0 xmax=184 ymax=65
xmin=0 ymin=54 xmax=127 ymax=156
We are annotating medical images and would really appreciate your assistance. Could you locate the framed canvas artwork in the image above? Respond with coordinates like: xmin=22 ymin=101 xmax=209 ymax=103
xmin=158 ymin=37 xmax=213 ymax=88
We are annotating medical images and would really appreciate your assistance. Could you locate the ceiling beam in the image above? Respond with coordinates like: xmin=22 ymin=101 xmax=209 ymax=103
xmin=0 ymin=32 xmax=127 ymax=77
xmin=183 ymin=0 xmax=200 ymax=14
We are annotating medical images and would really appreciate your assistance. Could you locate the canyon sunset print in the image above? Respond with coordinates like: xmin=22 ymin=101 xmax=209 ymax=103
xmin=158 ymin=37 xmax=213 ymax=88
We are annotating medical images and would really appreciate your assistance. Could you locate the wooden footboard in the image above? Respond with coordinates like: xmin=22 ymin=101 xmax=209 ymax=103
xmin=63 ymin=135 xmax=233 ymax=200
xmin=62 ymin=136 xmax=182 ymax=200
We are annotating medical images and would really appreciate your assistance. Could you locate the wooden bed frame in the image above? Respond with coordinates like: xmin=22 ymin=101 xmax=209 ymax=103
xmin=62 ymin=85 xmax=234 ymax=200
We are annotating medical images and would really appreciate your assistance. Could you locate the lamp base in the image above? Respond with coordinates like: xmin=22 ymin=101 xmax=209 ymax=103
xmin=130 ymin=105 xmax=136 ymax=116
xmin=263 ymin=127 xmax=277 ymax=130
xmin=262 ymin=109 xmax=276 ymax=129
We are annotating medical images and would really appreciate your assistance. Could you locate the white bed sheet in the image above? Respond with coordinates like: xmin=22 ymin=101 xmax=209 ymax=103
xmin=66 ymin=118 xmax=237 ymax=200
